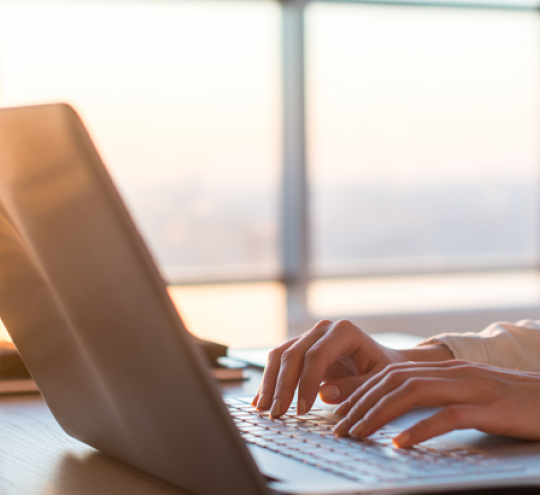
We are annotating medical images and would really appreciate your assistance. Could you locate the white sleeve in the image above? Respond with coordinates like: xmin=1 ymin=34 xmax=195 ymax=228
xmin=418 ymin=320 xmax=540 ymax=372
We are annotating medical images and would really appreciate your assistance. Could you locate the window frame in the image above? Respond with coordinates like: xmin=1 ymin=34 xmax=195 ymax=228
xmin=278 ymin=0 xmax=540 ymax=336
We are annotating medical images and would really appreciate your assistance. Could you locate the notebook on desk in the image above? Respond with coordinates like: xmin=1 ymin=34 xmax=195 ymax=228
xmin=0 ymin=103 xmax=538 ymax=495
xmin=0 ymin=345 xmax=39 ymax=394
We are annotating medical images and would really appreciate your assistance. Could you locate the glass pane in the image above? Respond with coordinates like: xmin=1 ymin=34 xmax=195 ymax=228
xmin=0 ymin=0 xmax=281 ymax=282
xmin=307 ymin=4 xmax=540 ymax=278
xmin=168 ymin=283 xmax=286 ymax=348
xmin=309 ymin=270 xmax=540 ymax=318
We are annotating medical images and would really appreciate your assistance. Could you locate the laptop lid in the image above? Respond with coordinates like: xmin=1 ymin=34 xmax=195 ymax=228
xmin=0 ymin=103 xmax=269 ymax=495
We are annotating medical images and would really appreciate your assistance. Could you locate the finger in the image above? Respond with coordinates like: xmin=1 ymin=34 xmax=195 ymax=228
xmin=336 ymin=360 xmax=475 ymax=418
xmin=352 ymin=377 xmax=479 ymax=438
xmin=251 ymin=384 xmax=261 ymax=406
xmin=319 ymin=374 xmax=376 ymax=404
xmin=297 ymin=320 xmax=378 ymax=414
xmin=393 ymin=405 xmax=485 ymax=448
xmin=255 ymin=338 xmax=298 ymax=410
xmin=270 ymin=320 xmax=333 ymax=417
xmin=348 ymin=364 xmax=489 ymax=427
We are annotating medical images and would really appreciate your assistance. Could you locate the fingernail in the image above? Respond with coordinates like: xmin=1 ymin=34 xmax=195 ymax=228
xmin=349 ymin=419 xmax=366 ymax=438
xmin=334 ymin=401 xmax=349 ymax=416
xmin=297 ymin=398 xmax=307 ymax=415
xmin=319 ymin=385 xmax=340 ymax=402
xmin=333 ymin=417 xmax=349 ymax=436
xmin=270 ymin=398 xmax=281 ymax=418
xmin=256 ymin=393 xmax=267 ymax=410
xmin=392 ymin=431 xmax=411 ymax=448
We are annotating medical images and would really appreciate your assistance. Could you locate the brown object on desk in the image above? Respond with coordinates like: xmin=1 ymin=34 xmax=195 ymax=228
xmin=0 ymin=343 xmax=30 ymax=376
xmin=0 ymin=343 xmax=39 ymax=395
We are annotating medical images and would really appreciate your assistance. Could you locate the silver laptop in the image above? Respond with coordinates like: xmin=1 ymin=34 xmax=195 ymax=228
xmin=0 ymin=103 xmax=538 ymax=495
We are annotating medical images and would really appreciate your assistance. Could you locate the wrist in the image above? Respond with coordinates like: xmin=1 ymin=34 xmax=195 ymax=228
xmin=398 ymin=343 xmax=454 ymax=363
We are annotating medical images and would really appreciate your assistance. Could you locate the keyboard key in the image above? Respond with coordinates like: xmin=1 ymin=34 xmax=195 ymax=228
xmin=313 ymin=452 xmax=354 ymax=463
xmin=254 ymin=419 xmax=283 ymax=427
xmin=309 ymin=419 xmax=336 ymax=426
xmin=238 ymin=425 xmax=266 ymax=433
xmin=268 ymin=425 xmax=296 ymax=432
xmin=332 ymin=469 xmax=380 ymax=483
xmin=256 ymin=431 xmax=284 ymax=439
xmin=242 ymin=434 xmax=260 ymax=443
xmin=282 ymin=419 xmax=312 ymax=426
xmin=296 ymin=414 xmax=325 ymax=420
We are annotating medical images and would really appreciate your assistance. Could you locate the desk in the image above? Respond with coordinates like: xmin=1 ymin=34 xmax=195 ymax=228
xmin=0 ymin=369 xmax=260 ymax=495
xmin=0 ymin=369 xmax=537 ymax=495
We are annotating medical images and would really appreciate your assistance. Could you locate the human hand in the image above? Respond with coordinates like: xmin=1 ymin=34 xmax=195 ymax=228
xmin=333 ymin=360 xmax=540 ymax=448
xmin=252 ymin=319 xmax=451 ymax=418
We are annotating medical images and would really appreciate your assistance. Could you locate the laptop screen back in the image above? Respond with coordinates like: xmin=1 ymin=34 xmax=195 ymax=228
xmin=0 ymin=104 xmax=267 ymax=495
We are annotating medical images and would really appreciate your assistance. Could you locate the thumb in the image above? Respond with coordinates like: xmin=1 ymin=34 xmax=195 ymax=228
xmin=318 ymin=376 xmax=368 ymax=404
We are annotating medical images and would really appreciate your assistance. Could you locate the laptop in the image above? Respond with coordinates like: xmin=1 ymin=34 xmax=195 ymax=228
xmin=0 ymin=103 xmax=538 ymax=495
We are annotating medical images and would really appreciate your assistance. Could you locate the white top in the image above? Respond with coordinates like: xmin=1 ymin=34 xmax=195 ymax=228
xmin=420 ymin=320 xmax=540 ymax=372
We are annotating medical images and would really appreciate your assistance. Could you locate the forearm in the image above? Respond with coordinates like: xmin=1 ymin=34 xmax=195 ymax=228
xmin=416 ymin=320 xmax=540 ymax=372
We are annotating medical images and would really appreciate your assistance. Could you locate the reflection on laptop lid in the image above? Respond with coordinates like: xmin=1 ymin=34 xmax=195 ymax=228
xmin=0 ymin=104 xmax=267 ymax=495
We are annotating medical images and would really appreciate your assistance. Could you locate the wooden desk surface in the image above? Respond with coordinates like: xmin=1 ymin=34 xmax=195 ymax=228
xmin=0 ymin=369 xmax=261 ymax=495
xmin=4 ymin=370 xmax=537 ymax=495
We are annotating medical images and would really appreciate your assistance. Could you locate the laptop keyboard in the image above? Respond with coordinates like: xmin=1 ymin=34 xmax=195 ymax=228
xmin=225 ymin=397 xmax=525 ymax=485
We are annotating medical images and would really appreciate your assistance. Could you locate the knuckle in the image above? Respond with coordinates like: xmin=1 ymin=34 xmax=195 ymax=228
xmin=384 ymin=362 xmax=403 ymax=374
xmin=456 ymin=362 xmax=483 ymax=375
xmin=452 ymin=359 xmax=473 ymax=367
xmin=304 ymin=347 xmax=322 ymax=362
xmin=267 ymin=347 xmax=283 ymax=362
xmin=462 ymin=364 xmax=480 ymax=374
xmin=445 ymin=405 xmax=463 ymax=425
xmin=385 ymin=370 xmax=405 ymax=386
xmin=280 ymin=348 xmax=298 ymax=364
xmin=403 ymin=377 xmax=424 ymax=394
xmin=332 ymin=320 xmax=355 ymax=335
xmin=315 ymin=319 xmax=333 ymax=329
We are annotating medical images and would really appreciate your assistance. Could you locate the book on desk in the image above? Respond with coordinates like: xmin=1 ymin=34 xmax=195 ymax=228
xmin=0 ymin=343 xmax=39 ymax=394
xmin=0 ymin=338 xmax=247 ymax=395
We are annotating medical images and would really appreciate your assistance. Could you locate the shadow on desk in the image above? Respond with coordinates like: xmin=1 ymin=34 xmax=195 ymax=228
xmin=54 ymin=452 xmax=540 ymax=495
xmin=50 ymin=452 xmax=187 ymax=495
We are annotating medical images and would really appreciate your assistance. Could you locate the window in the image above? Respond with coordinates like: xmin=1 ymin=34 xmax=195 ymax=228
xmin=306 ymin=3 xmax=540 ymax=331
xmin=0 ymin=0 xmax=539 ymax=347
xmin=0 ymin=0 xmax=281 ymax=282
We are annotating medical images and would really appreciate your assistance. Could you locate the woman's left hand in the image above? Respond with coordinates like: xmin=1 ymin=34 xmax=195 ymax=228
xmin=333 ymin=360 xmax=540 ymax=448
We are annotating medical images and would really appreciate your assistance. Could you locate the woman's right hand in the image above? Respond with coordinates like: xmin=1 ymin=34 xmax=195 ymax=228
xmin=251 ymin=319 xmax=452 ymax=418
xmin=332 ymin=360 xmax=540 ymax=447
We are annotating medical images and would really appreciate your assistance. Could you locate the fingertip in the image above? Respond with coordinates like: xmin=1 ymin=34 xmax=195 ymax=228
xmin=297 ymin=398 xmax=307 ymax=415
xmin=333 ymin=400 xmax=349 ymax=416
xmin=333 ymin=417 xmax=350 ymax=436
xmin=392 ymin=430 xmax=412 ymax=448
xmin=319 ymin=384 xmax=340 ymax=403
xmin=256 ymin=393 xmax=269 ymax=411
xmin=269 ymin=398 xmax=282 ymax=418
